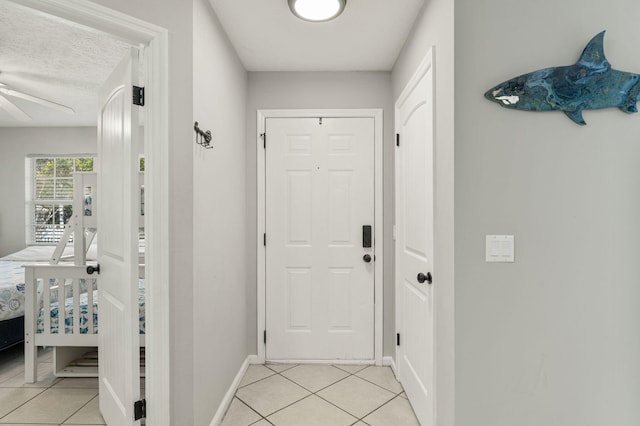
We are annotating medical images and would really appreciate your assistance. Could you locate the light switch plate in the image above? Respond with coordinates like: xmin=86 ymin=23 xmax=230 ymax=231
xmin=486 ymin=235 xmax=515 ymax=262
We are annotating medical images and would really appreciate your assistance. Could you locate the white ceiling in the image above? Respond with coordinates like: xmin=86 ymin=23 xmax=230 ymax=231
xmin=0 ymin=0 xmax=424 ymax=127
xmin=0 ymin=2 xmax=130 ymax=127
xmin=208 ymin=0 xmax=425 ymax=71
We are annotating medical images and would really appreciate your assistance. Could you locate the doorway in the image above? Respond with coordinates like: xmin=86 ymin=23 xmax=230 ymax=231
xmin=8 ymin=1 xmax=170 ymax=424
xmin=257 ymin=109 xmax=384 ymax=364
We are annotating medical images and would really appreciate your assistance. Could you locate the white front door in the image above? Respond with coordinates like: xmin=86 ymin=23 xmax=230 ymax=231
xmin=266 ymin=117 xmax=375 ymax=360
xmin=395 ymin=48 xmax=436 ymax=425
xmin=97 ymin=48 xmax=141 ymax=425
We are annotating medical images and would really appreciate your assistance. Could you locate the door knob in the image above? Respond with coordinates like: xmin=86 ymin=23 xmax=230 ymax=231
xmin=363 ymin=254 xmax=372 ymax=263
xmin=417 ymin=272 xmax=432 ymax=284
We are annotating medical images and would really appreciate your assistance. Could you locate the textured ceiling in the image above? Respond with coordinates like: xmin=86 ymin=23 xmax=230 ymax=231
xmin=0 ymin=2 xmax=130 ymax=127
xmin=1 ymin=0 xmax=425 ymax=126
xmin=209 ymin=0 xmax=425 ymax=71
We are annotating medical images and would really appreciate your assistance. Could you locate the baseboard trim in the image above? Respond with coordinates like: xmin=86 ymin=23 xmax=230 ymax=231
xmin=265 ymin=359 xmax=374 ymax=365
xmin=382 ymin=356 xmax=397 ymax=376
xmin=209 ymin=355 xmax=253 ymax=426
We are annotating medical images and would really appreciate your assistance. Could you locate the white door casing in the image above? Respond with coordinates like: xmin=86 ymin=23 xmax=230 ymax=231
xmin=265 ymin=117 xmax=375 ymax=361
xmin=97 ymin=48 xmax=141 ymax=425
xmin=395 ymin=47 xmax=436 ymax=425
xmin=8 ymin=1 xmax=171 ymax=424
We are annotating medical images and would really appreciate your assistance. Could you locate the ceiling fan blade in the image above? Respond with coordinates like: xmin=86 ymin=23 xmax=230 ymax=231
xmin=0 ymin=86 xmax=75 ymax=115
xmin=0 ymin=94 xmax=31 ymax=121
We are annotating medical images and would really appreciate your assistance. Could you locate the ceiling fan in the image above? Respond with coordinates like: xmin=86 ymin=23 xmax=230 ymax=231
xmin=0 ymin=81 xmax=75 ymax=122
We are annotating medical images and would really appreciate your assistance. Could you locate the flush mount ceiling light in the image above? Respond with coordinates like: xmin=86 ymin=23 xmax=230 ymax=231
xmin=288 ymin=0 xmax=347 ymax=22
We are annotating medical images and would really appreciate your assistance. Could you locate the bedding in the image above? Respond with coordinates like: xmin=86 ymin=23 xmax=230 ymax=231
xmin=0 ymin=261 xmax=27 ymax=321
xmin=37 ymin=279 xmax=146 ymax=335
xmin=2 ymin=246 xmax=145 ymax=336
xmin=0 ymin=245 xmax=76 ymax=323
xmin=0 ymin=245 xmax=75 ymax=262
xmin=0 ymin=241 xmax=97 ymax=321
xmin=0 ymin=258 xmax=87 ymax=322
xmin=0 ymin=243 xmax=141 ymax=263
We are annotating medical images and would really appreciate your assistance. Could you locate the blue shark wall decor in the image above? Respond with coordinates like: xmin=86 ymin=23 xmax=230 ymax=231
xmin=485 ymin=31 xmax=640 ymax=125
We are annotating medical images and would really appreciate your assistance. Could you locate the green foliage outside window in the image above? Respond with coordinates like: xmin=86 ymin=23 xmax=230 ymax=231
xmin=30 ymin=156 xmax=94 ymax=244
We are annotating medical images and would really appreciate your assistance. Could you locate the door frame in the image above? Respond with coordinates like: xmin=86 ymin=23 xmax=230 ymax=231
xmin=9 ymin=1 xmax=171 ymax=424
xmin=257 ymin=109 xmax=384 ymax=365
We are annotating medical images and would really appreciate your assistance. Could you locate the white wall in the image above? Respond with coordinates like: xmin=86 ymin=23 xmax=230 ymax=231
xmin=0 ymin=127 xmax=96 ymax=257
xmin=88 ymin=0 xmax=195 ymax=422
xmin=455 ymin=0 xmax=640 ymax=424
xmin=192 ymin=0 xmax=248 ymax=424
xmin=245 ymin=71 xmax=395 ymax=355
xmin=391 ymin=0 xmax=455 ymax=424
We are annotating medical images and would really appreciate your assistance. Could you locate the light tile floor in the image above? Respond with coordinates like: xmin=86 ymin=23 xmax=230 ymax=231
xmin=0 ymin=345 xmax=105 ymax=425
xmin=1 ymin=347 xmax=418 ymax=425
xmin=222 ymin=363 xmax=420 ymax=426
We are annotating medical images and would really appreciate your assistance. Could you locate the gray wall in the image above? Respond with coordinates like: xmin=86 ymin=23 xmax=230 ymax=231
xmin=391 ymin=0 xmax=456 ymax=424
xmin=245 ymin=71 xmax=396 ymax=356
xmin=192 ymin=0 xmax=248 ymax=424
xmin=0 ymin=127 xmax=96 ymax=257
xmin=455 ymin=0 xmax=640 ymax=424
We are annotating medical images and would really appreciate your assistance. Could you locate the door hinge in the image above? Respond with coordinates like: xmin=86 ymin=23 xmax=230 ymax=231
xmin=396 ymin=133 xmax=400 ymax=147
xmin=134 ymin=399 xmax=146 ymax=420
xmin=264 ymin=330 xmax=267 ymax=344
xmin=261 ymin=133 xmax=266 ymax=149
xmin=397 ymin=333 xmax=400 ymax=346
xmin=263 ymin=233 xmax=266 ymax=246
xmin=133 ymin=86 xmax=145 ymax=106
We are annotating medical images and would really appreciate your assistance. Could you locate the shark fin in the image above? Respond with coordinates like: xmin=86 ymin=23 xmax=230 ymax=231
xmin=577 ymin=31 xmax=611 ymax=71
xmin=564 ymin=109 xmax=587 ymax=125
xmin=622 ymin=79 xmax=640 ymax=113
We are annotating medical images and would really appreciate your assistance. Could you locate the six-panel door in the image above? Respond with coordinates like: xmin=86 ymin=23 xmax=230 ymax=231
xmin=265 ymin=117 xmax=375 ymax=361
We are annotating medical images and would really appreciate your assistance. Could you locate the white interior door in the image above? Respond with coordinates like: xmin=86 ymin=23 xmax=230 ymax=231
xmin=97 ymin=48 xmax=141 ymax=425
xmin=266 ymin=117 xmax=375 ymax=360
xmin=396 ymin=48 xmax=435 ymax=425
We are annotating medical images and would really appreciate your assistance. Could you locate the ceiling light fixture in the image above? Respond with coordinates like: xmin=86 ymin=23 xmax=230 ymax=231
xmin=288 ymin=0 xmax=347 ymax=22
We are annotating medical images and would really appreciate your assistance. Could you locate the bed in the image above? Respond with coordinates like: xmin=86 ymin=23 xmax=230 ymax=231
xmin=0 ymin=245 xmax=75 ymax=351
xmin=0 ymin=260 xmax=27 ymax=351
xmin=36 ymin=279 xmax=146 ymax=335
xmin=23 ymin=262 xmax=146 ymax=381
xmin=6 ymin=172 xmax=146 ymax=381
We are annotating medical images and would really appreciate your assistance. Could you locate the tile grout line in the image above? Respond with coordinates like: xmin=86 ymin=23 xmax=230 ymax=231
xmin=234 ymin=364 xmax=407 ymax=425
xmin=351 ymin=373 xmax=405 ymax=396
xmin=58 ymin=392 xmax=100 ymax=425
xmin=0 ymin=355 xmax=101 ymax=425
xmin=250 ymin=390 xmax=314 ymax=420
xmin=277 ymin=365 xmax=353 ymax=394
xmin=0 ymin=350 xmax=55 ymax=422
xmin=355 ymin=393 xmax=405 ymax=423
xmin=236 ymin=367 xmax=278 ymax=389
xmin=300 ymin=366 xmax=405 ymax=420
xmin=240 ymin=365 xmax=353 ymax=421
xmin=269 ymin=365 xmax=387 ymax=423
xmin=0 ymin=386 xmax=48 ymax=422
xmin=233 ymin=394 xmax=271 ymax=425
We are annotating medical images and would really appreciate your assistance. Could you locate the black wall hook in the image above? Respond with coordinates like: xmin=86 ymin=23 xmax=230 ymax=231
xmin=194 ymin=121 xmax=213 ymax=149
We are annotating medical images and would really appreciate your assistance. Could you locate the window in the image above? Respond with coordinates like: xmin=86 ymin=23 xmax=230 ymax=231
xmin=26 ymin=156 xmax=94 ymax=244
